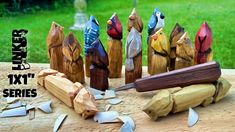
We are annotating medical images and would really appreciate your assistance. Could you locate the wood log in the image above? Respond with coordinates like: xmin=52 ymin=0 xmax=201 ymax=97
xmin=88 ymin=38 xmax=109 ymax=91
xmin=169 ymin=23 xmax=185 ymax=71
xmin=195 ymin=21 xmax=213 ymax=64
xmin=175 ymin=32 xmax=195 ymax=69
xmin=84 ymin=16 xmax=100 ymax=77
xmin=73 ymin=88 xmax=98 ymax=119
xmin=46 ymin=22 xmax=64 ymax=72
xmin=125 ymin=8 xmax=143 ymax=84
xmin=107 ymin=38 xmax=122 ymax=78
xmin=107 ymin=13 xmax=123 ymax=78
xmin=62 ymin=32 xmax=85 ymax=83
xmin=143 ymin=78 xmax=231 ymax=120
xmin=147 ymin=8 xmax=165 ymax=73
xmin=149 ymin=28 xmax=170 ymax=75
xmin=44 ymin=75 xmax=81 ymax=108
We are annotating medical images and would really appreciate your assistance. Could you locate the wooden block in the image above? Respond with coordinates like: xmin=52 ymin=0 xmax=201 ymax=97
xmin=62 ymin=32 xmax=85 ymax=83
xmin=213 ymin=77 xmax=232 ymax=103
xmin=125 ymin=52 xmax=142 ymax=84
xmin=73 ymin=88 xmax=98 ymax=119
xmin=172 ymin=84 xmax=216 ymax=113
xmin=44 ymin=75 xmax=80 ymax=108
xmin=107 ymin=38 xmax=122 ymax=78
xmin=37 ymin=69 xmax=59 ymax=87
xmin=90 ymin=65 xmax=109 ymax=91
xmin=46 ymin=22 xmax=64 ymax=72
xmin=143 ymin=90 xmax=173 ymax=120
xmin=85 ymin=55 xmax=92 ymax=77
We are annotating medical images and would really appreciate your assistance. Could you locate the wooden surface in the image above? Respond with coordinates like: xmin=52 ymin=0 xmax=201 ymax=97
xmin=0 ymin=62 xmax=235 ymax=131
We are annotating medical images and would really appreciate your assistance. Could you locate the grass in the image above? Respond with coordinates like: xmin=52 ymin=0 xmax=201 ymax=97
xmin=0 ymin=0 xmax=235 ymax=68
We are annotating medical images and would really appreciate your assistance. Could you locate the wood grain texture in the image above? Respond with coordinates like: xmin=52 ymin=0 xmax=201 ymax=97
xmin=85 ymin=55 xmax=92 ymax=77
xmin=135 ymin=61 xmax=221 ymax=92
xmin=46 ymin=22 xmax=64 ymax=72
xmin=107 ymin=38 xmax=122 ymax=78
xmin=0 ymin=63 xmax=235 ymax=131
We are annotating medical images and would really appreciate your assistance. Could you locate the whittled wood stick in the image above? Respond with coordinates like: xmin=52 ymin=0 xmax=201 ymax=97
xmin=175 ymin=32 xmax=195 ymax=69
xmin=107 ymin=13 xmax=123 ymax=78
xmin=147 ymin=8 xmax=165 ymax=73
xmin=46 ymin=22 xmax=64 ymax=72
xmin=62 ymin=32 xmax=85 ymax=83
xmin=195 ymin=22 xmax=213 ymax=64
xmin=125 ymin=8 xmax=143 ymax=84
xmin=84 ymin=16 xmax=100 ymax=77
xmin=149 ymin=28 xmax=170 ymax=75
xmin=143 ymin=78 xmax=231 ymax=120
xmin=169 ymin=23 xmax=185 ymax=71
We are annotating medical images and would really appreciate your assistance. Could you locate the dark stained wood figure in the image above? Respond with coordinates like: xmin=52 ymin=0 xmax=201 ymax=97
xmin=84 ymin=16 xmax=100 ymax=77
xmin=88 ymin=39 xmax=109 ymax=91
xmin=107 ymin=13 xmax=123 ymax=78
xmin=169 ymin=23 xmax=185 ymax=71
xmin=175 ymin=32 xmax=195 ymax=69
xmin=46 ymin=22 xmax=64 ymax=72
xmin=150 ymin=28 xmax=170 ymax=75
xmin=147 ymin=8 xmax=165 ymax=74
xmin=62 ymin=32 xmax=85 ymax=83
xmin=125 ymin=8 xmax=143 ymax=84
xmin=195 ymin=22 xmax=213 ymax=64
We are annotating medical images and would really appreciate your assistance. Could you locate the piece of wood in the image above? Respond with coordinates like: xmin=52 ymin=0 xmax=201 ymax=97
xmin=84 ymin=16 xmax=100 ymax=77
xmin=44 ymin=75 xmax=81 ymax=108
xmin=88 ymin=38 xmax=109 ymax=91
xmin=46 ymin=22 xmax=64 ymax=72
xmin=195 ymin=21 xmax=213 ymax=64
xmin=143 ymin=80 xmax=232 ymax=120
xmin=169 ymin=23 xmax=185 ymax=71
xmin=62 ymin=32 xmax=85 ymax=83
xmin=175 ymin=32 xmax=195 ymax=69
xmin=125 ymin=8 xmax=143 ymax=84
xmin=213 ymin=77 xmax=232 ymax=103
xmin=147 ymin=8 xmax=165 ymax=73
xmin=134 ymin=61 xmax=221 ymax=92
xmin=107 ymin=13 xmax=123 ymax=78
xmin=142 ymin=90 xmax=173 ymax=120
xmin=73 ymin=88 xmax=98 ymax=119
xmin=149 ymin=28 xmax=170 ymax=75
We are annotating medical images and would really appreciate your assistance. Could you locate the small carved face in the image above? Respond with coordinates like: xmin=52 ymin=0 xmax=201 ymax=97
xmin=177 ymin=32 xmax=192 ymax=46
xmin=195 ymin=22 xmax=212 ymax=52
xmin=169 ymin=23 xmax=185 ymax=46
xmin=151 ymin=28 xmax=168 ymax=53
xmin=127 ymin=8 xmax=143 ymax=32
xmin=107 ymin=13 xmax=123 ymax=40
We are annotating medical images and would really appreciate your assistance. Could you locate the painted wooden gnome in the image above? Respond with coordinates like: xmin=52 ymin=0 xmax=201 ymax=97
xmin=46 ymin=22 xmax=64 ymax=72
xmin=125 ymin=8 xmax=143 ymax=84
xmin=84 ymin=16 xmax=99 ymax=77
xmin=107 ymin=13 xmax=123 ymax=78
xmin=62 ymin=32 xmax=85 ymax=83
xmin=195 ymin=22 xmax=213 ymax=64
xmin=169 ymin=23 xmax=185 ymax=70
xmin=147 ymin=8 xmax=165 ymax=74
xmin=175 ymin=32 xmax=195 ymax=69
xmin=85 ymin=17 xmax=109 ymax=91
xmin=149 ymin=28 xmax=170 ymax=75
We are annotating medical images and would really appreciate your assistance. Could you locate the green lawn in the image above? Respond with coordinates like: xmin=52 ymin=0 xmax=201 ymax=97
xmin=0 ymin=0 xmax=234 ymax=68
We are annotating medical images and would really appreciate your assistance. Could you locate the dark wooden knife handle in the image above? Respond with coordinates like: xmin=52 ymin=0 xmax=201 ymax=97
xmin=135 ymin=61 xmax=221 ymax=92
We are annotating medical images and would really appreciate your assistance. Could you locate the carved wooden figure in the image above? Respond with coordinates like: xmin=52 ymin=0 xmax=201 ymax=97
xmin=147 ymin=8 xmax=165 ymax=73
xmin=175 ymin=32 xmax=195 ymax=69
xmin=195 ymin=22 xmax=213 ymax=64
xmin=169 ymin=23 xmax=185 ymax=71
xmin=125 ymin=8 xmax=143 ymax=84
xmin=87 ymin=38 xmax=109 ymax=91
xmin=149 ymin=28 xmax=170 ymax=75
xmin=84 ymin=16 xmax=100 ymax=77
xmin=62 ymin=32 xmax=85 ymax=83
xmin=46 ymin=22 xmax=64 ymax=72
xmin=107 ymin=13 xmax=123 ymax=78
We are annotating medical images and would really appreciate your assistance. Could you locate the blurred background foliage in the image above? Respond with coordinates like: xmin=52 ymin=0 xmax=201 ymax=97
xmin=0 ymin=0 xmax=234 ymax=68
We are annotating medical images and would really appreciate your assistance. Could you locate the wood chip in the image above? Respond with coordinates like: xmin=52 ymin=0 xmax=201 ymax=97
xmin=53 ymin=114 xmax=67 ymax=132
xmin=103 ymin=90 xmax=116 ymax=99
xmin=107 ymin=98 xmax=122 ymax=105
xmin=0 ymin=107 xmax=26 ymax=118
xmin=94 ymin=94 xmax=103 ymax=100
xmin=105 ymin=104 xmax=112 ymax=111
xmin=38 ymin=101 xmax=52 ymax=113
xmin=29 ymin=109 xmax=35 ymax=120
xmin=6 ymin=101 xmax=22 ymax=109
xmin=94 ymin=111 xmax=119 ymax=123
xmin=188 ymin=108 xmax=199 ymax=127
